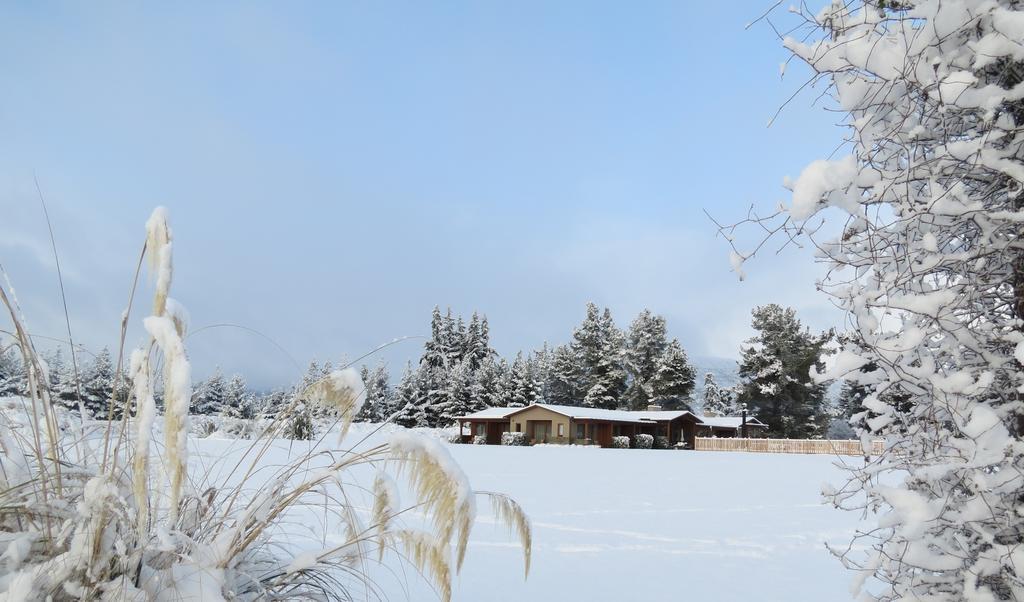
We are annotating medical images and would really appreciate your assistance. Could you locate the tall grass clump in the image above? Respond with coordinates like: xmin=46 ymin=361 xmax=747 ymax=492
xmin=0 ymin=207 xmax=530 ymax=601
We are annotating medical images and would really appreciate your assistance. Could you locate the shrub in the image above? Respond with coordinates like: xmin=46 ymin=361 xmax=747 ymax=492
xmin=219 ymin=416 xmax=263 ymax=439
xmin=635 ymin=434 xmax=654 ymax=449
xmin=283 ymin=405 xmax=315 ymax=440
xmin=473 ymin=435 xmax=488 ymax=445
xmin=191 ymin=415 xmax=219 ymax=438
xmin=502 ymin=431 xmax=528 ymax=446
xmin=654 ymin=435 xmax=670 ymax=450
xmin=611 ymin=435 xmax=630 ymax=449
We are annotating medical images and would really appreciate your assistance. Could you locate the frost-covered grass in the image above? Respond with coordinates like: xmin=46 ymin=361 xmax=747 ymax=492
xmin=235 ymin=424 xmax=869 ymax=601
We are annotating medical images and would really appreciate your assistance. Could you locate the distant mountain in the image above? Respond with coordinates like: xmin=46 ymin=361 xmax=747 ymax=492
xmin=689 ymin=355 xmax=739 ymax=410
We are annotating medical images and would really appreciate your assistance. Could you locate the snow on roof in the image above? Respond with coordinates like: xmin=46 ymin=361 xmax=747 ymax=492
xmin=459 ymin=406 xmax=522 ymax=419
xmin=696 ymin=416 xmax=767 ymax=429
xmin=459 ymin=404 xmax=766 ymax=429
xmin=503 ymin=403 xmax=700 ymax=424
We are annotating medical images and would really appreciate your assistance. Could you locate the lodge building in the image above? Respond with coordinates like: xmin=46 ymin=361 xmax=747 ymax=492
xmin=457 ymin=403 xmax=767 ymax=448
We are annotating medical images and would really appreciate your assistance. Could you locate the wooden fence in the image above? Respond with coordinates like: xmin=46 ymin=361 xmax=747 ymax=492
xmin=695 ymin=437 xmax=884 ymax=456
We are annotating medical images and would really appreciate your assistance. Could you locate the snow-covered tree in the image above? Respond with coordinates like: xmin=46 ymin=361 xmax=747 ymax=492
xmin=82 ymin=347 xmax=117 ymax=418
xmin=258 ymin=389 xmax=289 ymax=420
xmin=491 ymin=357 xmax=515 ymax=406
xmin=438 ymin=360 xmax=474 ymax=426
xmin=44 ymin=348 xmax=80 ymax=411
xmin=392 ymin=361 xmax=425 ymax=428
xmin=649 ymin=339 xmax=695 ymax=410
xmin=422 ymin=307 xmax=450 ymax=371
xmin=718 ymin=3 xmax=1024 ymax=597
xmin=0 ymin=346 xmax=22 ymax=396
xmin=545 ymin=343 xmax=582 ymax=406
xmin=735 ymin=305 xmax=830 ymax=438
xmin=356 ymin=362 xmax=393 ymax=423
xmin=192 ymin=367 xmax=227 ymax=415
xmin=462 ymin=312 xmax=494 ymax=370
xmin=624 ymin=309 xmax=669 ymax=409
xmin=509 ymin=352 xmax=541 ymax=407
xmin=571 ymin=304 xmax=627 ymax=409
xmin=472 ymin=356 xmax=506 ymax=408
xmin=221 ymin=373 xmax=249 ymax=419
xmin=532 ymin=343 xmax=552 ymax=403
xmin=700 ymin=372 xmax=734 ymax=416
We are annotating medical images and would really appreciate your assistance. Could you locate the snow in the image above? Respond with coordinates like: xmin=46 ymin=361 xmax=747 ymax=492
xmin=460 ymin=407 xmax=520 ymax=419
xmin=728 ymin=251 xmax=745 ymax=281
xmin=185 ymin=422 xmax=871 ymax=601
xmin=698 ymin=416 xmax=766 ymax=429
xmin=789 ymin=156 xmax=859 ymax=220
xmin=508 ymin=403 xmax=697 ymax=424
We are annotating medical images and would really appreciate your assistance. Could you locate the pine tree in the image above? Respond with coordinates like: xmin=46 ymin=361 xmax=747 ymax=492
xmin=44 ymin=348 xmax=64 ymax=392
xmin=222 ymin=373 xmax=248 ymax=418
xmin=649 ymin=339 xmax=695 ymax=410
xmin=357 ymin=362 xmax=393 ymax=423
xmin=495 ymin=358 xmax=516 ymax=406
xmin=437 ymin=360 xmax=474 ymax=426
xmin=509 ymin=352 xmax=541 ymax=407
xmin=392 ymin=362 xmax=425 ymax=428
xmin=545 ymin=344 xmax=582 ymax=406
xmin=258 ymin=389 xmax=290 ymax=420
xmin=569 ymin=304 xmax=627 ymax=409
xmin=700 ymin=372 xmax=734 ymax=416
xmin=582 ymin=308 xmax=627 ymax=409
xmin=735 ymin=305 xmax=831 ymax=438
xmin=462 ymin=312 xmax=494 ymax=370
xmin=0 ymin=346 xmax=23 ymax=397
xmin=471 ymin=356 xmax=504 ymax=409
xmin=82 ymin=347 xmax=115 ymax=419
xmin=44 ymin=348 xmax=78 ymax=411
xmin=192 ymin=367 xmax=227 ymax=415
xmin=624 ymin=310 xmax=669 ymax=410
xmin=532 ymin=343 xmax=552 ymax=403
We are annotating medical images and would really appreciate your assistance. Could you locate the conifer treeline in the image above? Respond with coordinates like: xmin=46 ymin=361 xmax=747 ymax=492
xmin=372 ymin=303 xmax=698 ymax=428
xmin=0 ymin=302 xmax=839 ymax=438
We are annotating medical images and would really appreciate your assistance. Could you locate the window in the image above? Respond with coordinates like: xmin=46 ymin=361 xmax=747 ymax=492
xmin=575 ymin=423 xmax=586 ymax=440
xmin=475 ymin=423 xmax=486 ymax=436
xmin=557 ymin=423 xmax=564 ymax=437
xmin=515 ymin=423 xmax=521 ymax=432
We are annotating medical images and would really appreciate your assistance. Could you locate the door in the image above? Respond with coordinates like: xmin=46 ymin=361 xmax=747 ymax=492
xmin=532 ymin=421 xmax=551 ymax=443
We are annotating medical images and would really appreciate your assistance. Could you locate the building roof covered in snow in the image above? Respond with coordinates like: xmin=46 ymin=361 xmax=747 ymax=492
xmin=696 ymin=415 xmax=768 ymax=429
xmin=462 ymin=403 xmax=702 ymax=424
xmin=459 ymin=406 xmax=523 ymax=420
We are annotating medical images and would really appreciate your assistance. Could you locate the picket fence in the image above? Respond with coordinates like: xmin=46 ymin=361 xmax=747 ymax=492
xmin=694 ymin=437 xmax=884 ymax=456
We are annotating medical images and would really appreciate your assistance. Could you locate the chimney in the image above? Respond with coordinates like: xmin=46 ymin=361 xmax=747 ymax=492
xmin=646 ymin=404 xmax=663 ymax=412
xmin=741 ymin=403 xmax=749 ymax=438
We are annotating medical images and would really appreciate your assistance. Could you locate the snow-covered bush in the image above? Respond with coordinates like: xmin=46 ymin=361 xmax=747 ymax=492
xmin=634 ymin=434 xmax=653 ymax=449
xmin=217 ymin=416 xmax=264 ymax=439
xmin=653 ymin=435 xmax=670 ymax=450
xmin=191 ymin=414 xmax=219 ymax=438
xmin=611 ymin=436 xmax=629 ymax=449
xmin=472 ymin=435 xmax=487 ymax=445
xmin=282 ymin=404 xmax=315 ymax=440
xmin=0 ymin=207 xmax=531 ymax=601
xmin=501 ymin=431 xmax=528 ymax=446
xmin=721 ymin=2 xmax=1024 ymax=598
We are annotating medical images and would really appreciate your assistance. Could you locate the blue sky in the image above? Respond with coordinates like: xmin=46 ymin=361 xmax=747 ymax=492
xmin=0 ymin=2 xmax=845 ymax=388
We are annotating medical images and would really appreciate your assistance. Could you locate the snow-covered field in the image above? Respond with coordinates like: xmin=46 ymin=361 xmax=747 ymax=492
xmin=195 ymin=424 xmax=865 ymax=602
